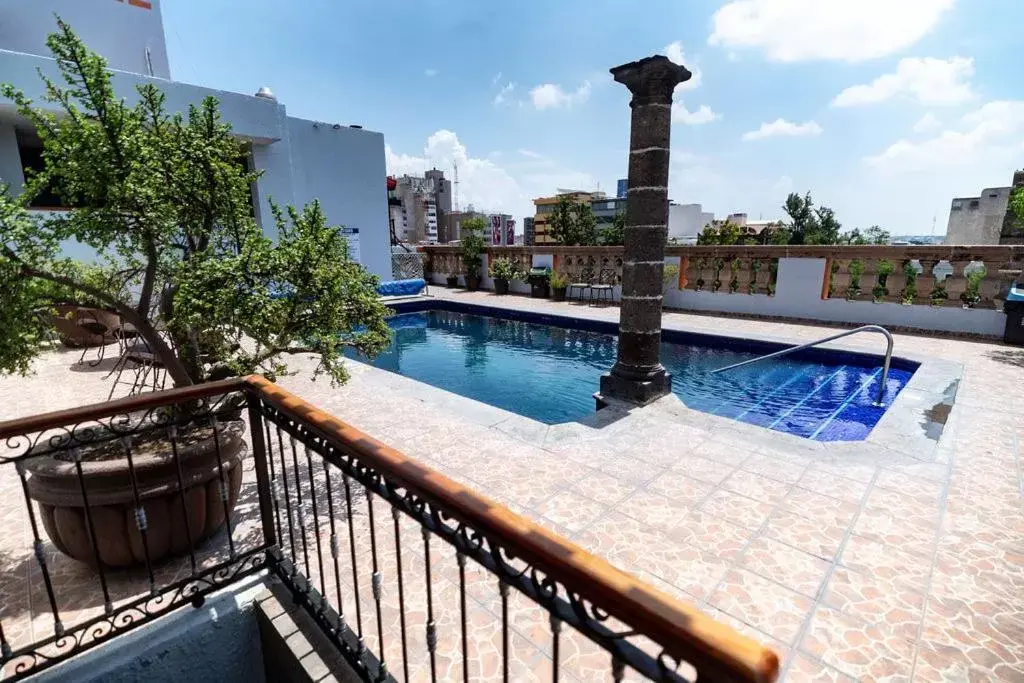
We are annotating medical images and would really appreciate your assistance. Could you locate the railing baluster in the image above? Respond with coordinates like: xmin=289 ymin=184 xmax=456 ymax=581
xmin=499 ymin=579 xmax=510 ymax=683
xmin=392 ymin=507 xmax=410 ymax=683
xmin=422 ymin=527 xmax=437 ymax=683
xmin=122 ymin=438 xmax=156 ymax=596
xmin=612 ymin=657 xmax=626 ymax=682
xmin=167 ymin=424 xmax=197 ymax=576
xmin=550 ymin=615 xmax=561 ymax=683
xmin=71 ymin=449 xmax=112 ymax=614
xmin=457 ymin=551 xmax=469 ymax=683
xmin=209 ymin=416 xmax=237 ymax=561
xmin=303 ymin=444 xmax=327 ymax=611
xmin=274 ymin=426 xmax=299 ymax=570
xmin=323 ymin=461 xmax=347 ymax=633
xmin=288 ymin=436 xmax=312 ymax=582
xmin=365 ymin=488 xmax=387 ymax=681
xmin=260 ymin=417 xmax=284 ymax=548
xmin=342 ymin=471 xmax=365 ymax=652
xmin=15 ymin=462 xmax=63 ymax=637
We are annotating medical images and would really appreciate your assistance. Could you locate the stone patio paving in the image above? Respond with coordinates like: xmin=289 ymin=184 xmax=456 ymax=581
xmin=1 ymin=289 xmax=1023 ymax=681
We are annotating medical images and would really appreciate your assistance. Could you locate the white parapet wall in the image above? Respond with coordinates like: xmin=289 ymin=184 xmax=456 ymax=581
xmin=423 ymin=245 xmax=1021 ymax=337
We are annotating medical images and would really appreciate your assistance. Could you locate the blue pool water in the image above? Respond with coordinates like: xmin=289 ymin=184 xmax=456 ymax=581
xmin=354 ymin=307 xmax=915 ymax=441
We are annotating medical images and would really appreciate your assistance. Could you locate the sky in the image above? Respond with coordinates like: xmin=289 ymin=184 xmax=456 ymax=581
xmin=160 ymin=0 xmax=1024 ymax=236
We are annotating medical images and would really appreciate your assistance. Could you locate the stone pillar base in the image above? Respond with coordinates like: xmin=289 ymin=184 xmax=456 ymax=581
xmin=599 ymin=369 xmax=673 ymax=406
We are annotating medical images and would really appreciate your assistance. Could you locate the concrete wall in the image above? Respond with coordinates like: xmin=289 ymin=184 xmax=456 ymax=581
xmin=662 ymin=257 xmax=1005 ymax=336
xmin=33 ymin=577 xmax=268 ymax=683
xmin=0 ymin=0 xmax=171 ymax=78
xmin=669 ymin=203 xmax=714 ymax=242
xmin=427 ymin=252 xmax=1006 ymax=336
xmin=945 ymin=188 xmax=1011 ymax=245
xmin=284 ymin=118 xmax=391 ymax=279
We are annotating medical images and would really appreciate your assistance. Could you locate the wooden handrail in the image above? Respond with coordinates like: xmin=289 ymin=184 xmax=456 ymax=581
xmin=0 ymin=374 xmax=780 ymax=681
xmin=0 ymin=377 xmax=248 ymax=440
xmin=244 ymin=375 xmax=780 ymax=682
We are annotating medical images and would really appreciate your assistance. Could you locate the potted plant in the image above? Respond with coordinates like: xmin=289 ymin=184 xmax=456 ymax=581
xmin=459 ymin=217 xmax=486 ymax=291
xmin=489 ymin=257 xmax=522 ymax=295
xmin=0 ymin=22 xmax=392 ymax=566
xmin=550 ymin=270 xmax=570 ymax=301
xmin=446 ymin=273 xmax=459 ymax=288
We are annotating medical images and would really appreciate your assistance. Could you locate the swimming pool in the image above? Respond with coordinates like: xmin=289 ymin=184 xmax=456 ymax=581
xmin=354 ymin=302 xmax=917 ymax=441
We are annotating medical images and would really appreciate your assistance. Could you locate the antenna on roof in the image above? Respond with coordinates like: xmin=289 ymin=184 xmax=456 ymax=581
xmin=453 ymin=161 xmax=460 ymax=212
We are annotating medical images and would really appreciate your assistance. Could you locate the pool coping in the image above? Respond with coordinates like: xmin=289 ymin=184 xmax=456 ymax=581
xmin=374 ymin=298 xmax=963 ymax=463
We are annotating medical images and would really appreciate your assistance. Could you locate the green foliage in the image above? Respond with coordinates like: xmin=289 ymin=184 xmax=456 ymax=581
xmin=962 ymin=266 xmax=986 ymax=307
xmin=840 ymin=225 xmax=891 ymax=245
xmin=0 ymin=20 xmax=389 ymax=386
xmin=549 ymin=270 xmax=570 ymax=289
xmin=488 ymin=257 xmax=524 ymax=281
xmin=459 ymin=217 xmax=486 ymax=276
xmin=548 ymin=195 xmax=598 ymax=246
xmin=697 ymin=219 xmax=744 ymax=245
xmin=599 ymin=212 xmax=625 ymax=246
xmin=662 ymin=263 xmax=679 ymax=290
xmin=901 ymin=260 xmax=918 ymax=304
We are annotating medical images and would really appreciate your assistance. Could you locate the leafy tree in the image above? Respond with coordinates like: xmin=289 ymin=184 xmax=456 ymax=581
xmin=697 ymin=219 xmax=746 ymax=245
xmin=864 ymin=225 xmax=891 ymax=245
xmin=599 ymin=211 xmax=625 ymax=246
xmin=548 ymin=195 xmax=598 ymax=246
xmin=0 ymin=20 xmax=390 ymax=385
xmin=807 ymin=206 xmax=842 ymax=244
xmin=782 ymin=192 xmax=817 ymax=244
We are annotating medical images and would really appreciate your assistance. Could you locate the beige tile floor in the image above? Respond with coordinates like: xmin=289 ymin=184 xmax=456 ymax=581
xmin=2 ymin=289 xmax=1023 ymax=682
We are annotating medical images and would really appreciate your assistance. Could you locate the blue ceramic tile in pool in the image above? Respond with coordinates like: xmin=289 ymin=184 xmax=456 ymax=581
xmin=350 ymin=304 xmax=916 ymax=441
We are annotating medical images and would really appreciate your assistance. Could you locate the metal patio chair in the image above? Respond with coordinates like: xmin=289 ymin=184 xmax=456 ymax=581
xmin=589 ymin=268 xmax=617 ymax=306
xmin=567 ymin=264 xmax=595 ymax=302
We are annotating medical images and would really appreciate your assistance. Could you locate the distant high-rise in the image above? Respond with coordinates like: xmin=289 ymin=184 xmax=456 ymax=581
xmin=391 ymin=170 xmax=451 ymax=243
xmin=616 ymin=178 xmax=628 ymax=199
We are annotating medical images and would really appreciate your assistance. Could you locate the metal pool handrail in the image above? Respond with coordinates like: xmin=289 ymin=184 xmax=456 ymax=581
xmin=711 ymin=325 xmax=893 ymax=406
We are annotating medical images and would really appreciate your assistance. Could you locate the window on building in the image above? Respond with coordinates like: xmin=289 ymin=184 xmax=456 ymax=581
xmin=16 ymin=131 xmax=72 ymax=210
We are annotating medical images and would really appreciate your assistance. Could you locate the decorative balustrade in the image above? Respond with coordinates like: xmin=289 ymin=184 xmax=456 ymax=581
xmin=390 ymin=251 xmax=425 ymax=280
xmin=0 ymin=377 xmax=778 ymax=683
xmin=422 ymin=244 xmax=1024 ymax=310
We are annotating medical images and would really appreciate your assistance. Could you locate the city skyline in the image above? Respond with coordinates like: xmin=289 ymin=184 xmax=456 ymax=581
xmin=161 ymin=0 xmax=1024 ymax=234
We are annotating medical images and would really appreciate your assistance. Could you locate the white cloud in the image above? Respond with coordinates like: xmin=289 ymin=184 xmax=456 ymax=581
xmin=865 ymin=100 xmax=1024 ymax=170
xmin=518 ymin=149 xmax=546 ymax=159
xmin=491 ymin=72 xmax=503 ymax=85
xmin=664 ymin=41 xmax=702 ymax=90
xmin=672 ymin=102 xmax=718 ymax=125
xmin=742 ymin=119 xmax=823 ymax=141
xmin=424 ymin=68 xmax=438 ymax=77
xmin=385 ymin=130 xmax=596 ymax=221
xmin=493 ymin=82 xmax=515 ymax=106
xmin=529 ymin=81 xmax=591 ymax=110
xmin=832 ymin=57 xmax=974 ymax=107
xmin=913 ymin=112 xmax=942 ymax=133
xmin=709 ymin=0 xmax=955 ymax=62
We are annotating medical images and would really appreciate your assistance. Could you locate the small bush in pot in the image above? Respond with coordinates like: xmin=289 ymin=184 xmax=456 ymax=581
xmin=489 ymin=257 xmax=523 ymax=295
xmin=550 ymin=270 xmax=569 ymax=301
xmin=0 ymin=22 xmax=392 ymax=566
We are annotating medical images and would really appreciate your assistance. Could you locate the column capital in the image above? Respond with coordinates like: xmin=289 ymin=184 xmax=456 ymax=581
xmin=610 ymin=55 xmax=691 ymax=107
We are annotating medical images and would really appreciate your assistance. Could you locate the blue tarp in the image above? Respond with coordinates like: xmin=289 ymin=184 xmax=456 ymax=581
xmin=377 ymin=279 xmax=426 ymax=297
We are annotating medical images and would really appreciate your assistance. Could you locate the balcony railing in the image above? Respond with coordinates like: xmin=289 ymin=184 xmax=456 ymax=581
xmin=0 ymin=377 xmax=779 ymax=682
xmin=422 ymin=244 xmax=1024 ymax=336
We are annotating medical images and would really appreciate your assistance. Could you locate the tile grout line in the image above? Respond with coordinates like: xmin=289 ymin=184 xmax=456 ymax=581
xmin=907 ymin=405 xmax=959 ymax=682
xmin=784 ymin=467 xmax=881 ymax=680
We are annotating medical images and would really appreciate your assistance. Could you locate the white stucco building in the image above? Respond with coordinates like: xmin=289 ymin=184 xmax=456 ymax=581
xmin=668 ymin=203 xmax=714 ymax=243
xmin=0 ymin=0 xmax=391 ymax=278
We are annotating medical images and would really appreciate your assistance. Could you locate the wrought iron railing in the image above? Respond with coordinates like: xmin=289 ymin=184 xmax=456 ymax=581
xmin=0 ymin=377 xmax=779 ymax=682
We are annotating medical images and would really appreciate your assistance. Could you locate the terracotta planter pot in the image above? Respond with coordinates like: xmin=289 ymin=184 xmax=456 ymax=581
xmin=552 ymin=286 xmax=567 ymax=302
xmin=24 ymin=420 xmax=247 ymax=568
xmin=51 ymin=305 xmax=120 ymax=347
xmin=493 ymin=278 xmax=510 ymax=295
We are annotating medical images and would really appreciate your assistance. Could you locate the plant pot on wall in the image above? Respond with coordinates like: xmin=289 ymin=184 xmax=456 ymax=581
xmin=446 ymin=275 xmax=459 ymax=288
xmin=493 ymin=278 xmax=510 ymax=295
xmin=23 ymin=420 xmax=247 ymax=568
xmin=465 ymin=274 xmax=481 ymax=291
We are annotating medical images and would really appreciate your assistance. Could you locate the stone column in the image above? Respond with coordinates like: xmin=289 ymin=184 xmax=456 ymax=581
xmin=600 ymin=55 xmax=691 ymax=405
